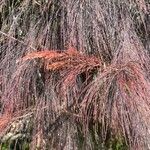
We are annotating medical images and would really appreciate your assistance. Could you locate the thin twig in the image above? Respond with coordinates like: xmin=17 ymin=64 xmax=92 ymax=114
xmin=0 ymin=31 xmax=36 ymax=50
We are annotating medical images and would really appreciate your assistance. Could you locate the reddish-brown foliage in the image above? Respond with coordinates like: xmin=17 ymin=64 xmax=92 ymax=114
xmin=0 ymin=0 xmax=150 ymax=149
xmin=22 ymin=47 xmax=101 ymax=71
xmin=0 ymin=114 xmax=12 ymax=134
xmin=19 ymin=44 xmax=150 ymax=148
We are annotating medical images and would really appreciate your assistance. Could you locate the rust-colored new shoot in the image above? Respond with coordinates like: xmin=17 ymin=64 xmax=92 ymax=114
xmin=22 ymin=47 xmax=101 ymax=72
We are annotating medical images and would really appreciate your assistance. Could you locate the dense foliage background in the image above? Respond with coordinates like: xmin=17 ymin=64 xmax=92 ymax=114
xmin=0 ymin=0 xmax=150 ymax=149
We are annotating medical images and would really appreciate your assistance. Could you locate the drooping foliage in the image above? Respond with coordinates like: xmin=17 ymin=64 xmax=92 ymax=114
xmin=0 ymin=0 xmax=150 ymax=149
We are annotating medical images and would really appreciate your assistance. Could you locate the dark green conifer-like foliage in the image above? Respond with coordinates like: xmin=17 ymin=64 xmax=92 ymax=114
xmin=0 ymin=0 xmax=150 ymax=149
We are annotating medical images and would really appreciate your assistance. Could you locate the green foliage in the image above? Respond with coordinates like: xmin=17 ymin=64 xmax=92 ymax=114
xmin=1 ymin=140 xmax=30 ymax=150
